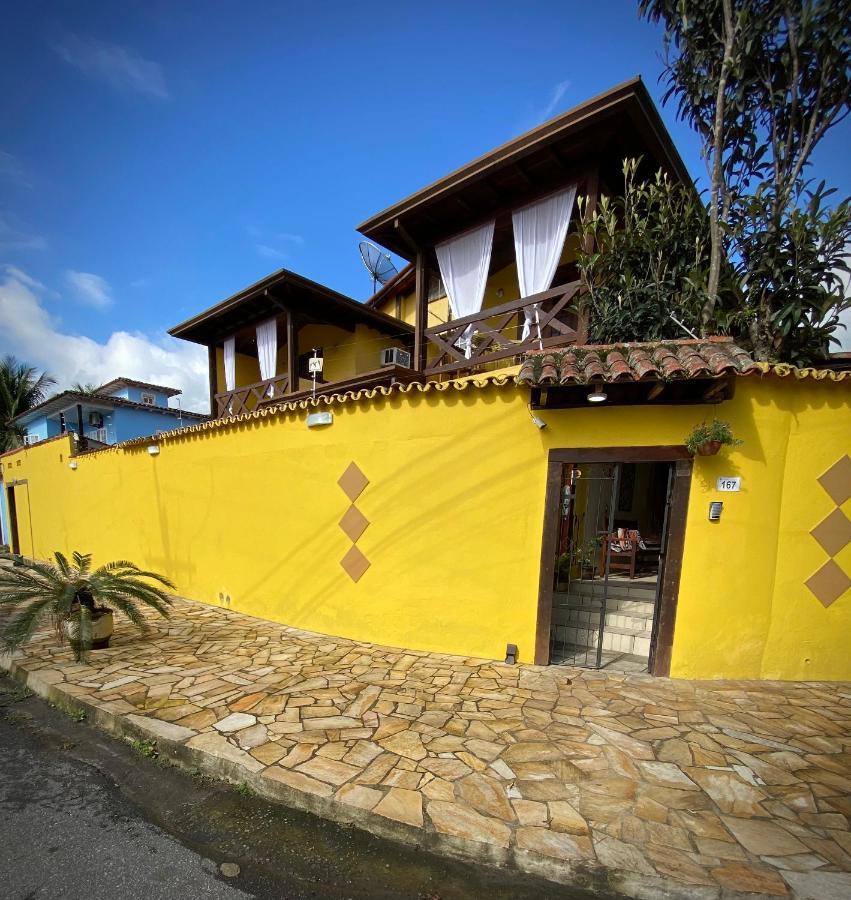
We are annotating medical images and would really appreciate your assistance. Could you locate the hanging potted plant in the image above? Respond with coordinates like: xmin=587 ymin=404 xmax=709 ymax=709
xmin=685 ymin=420 xmax=742 ymax=457
xmin=0 ymin=551 xmax=174 ymax=661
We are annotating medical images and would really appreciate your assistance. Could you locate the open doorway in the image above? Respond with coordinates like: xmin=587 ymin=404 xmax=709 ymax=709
xmin=535 ymin=448 xmax=691 ymax=675
xmin=5 ymin=485 xmax=20 ymax=556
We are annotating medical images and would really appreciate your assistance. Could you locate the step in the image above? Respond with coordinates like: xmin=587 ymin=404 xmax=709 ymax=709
xmin=566 ymin=579 xmax=658 ymax=600
xmin=552 ymin=607 xmax=652 ymax=634
xmin=551 ymin=623 xmax=652 ymax=657
xmin=552 ymin=594 xmax=655 ymax=617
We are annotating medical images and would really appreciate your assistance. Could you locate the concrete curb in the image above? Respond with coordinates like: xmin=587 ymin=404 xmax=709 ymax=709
xmin=3 ymin=656 xmax=760 ymax=900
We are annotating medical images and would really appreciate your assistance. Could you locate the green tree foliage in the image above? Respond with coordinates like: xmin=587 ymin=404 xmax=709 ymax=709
xmin=639 ymin=0 xmax=851 ymax=363
xmin=71 ymin=382 xmax=101 ymax=396
xmin=0 ymin=355 xmax=56 ymax=452
xmin=576 ymin=159 xmax=736 ymax=343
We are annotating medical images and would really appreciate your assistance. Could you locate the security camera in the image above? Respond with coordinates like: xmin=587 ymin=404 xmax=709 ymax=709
xmin=530 ymin=414 xmax=547 ymax=430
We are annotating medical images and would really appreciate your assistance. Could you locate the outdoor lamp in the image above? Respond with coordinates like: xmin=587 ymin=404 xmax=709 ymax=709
xmin=147 ymin=445 xmax=160 ymax=456
xmin=587 ymin=384 xmax=608 ymax=403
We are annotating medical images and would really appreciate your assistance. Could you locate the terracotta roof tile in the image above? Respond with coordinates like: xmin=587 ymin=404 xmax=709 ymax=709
xmin=516 ymin=337 xmax=760 ymax=387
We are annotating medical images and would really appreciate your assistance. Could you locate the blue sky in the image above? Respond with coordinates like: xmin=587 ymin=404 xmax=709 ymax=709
xmin=1 ymin=1 xmax=849 ymax=409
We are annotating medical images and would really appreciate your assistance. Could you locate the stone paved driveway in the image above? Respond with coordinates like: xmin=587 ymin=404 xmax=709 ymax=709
xmin=4 ymin=598 xmax=851 ymax=899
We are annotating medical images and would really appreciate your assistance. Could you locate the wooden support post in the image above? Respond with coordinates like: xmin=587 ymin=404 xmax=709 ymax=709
xmin=413 ymin=251 xmax=428 ymax=371
xmin=286 ymin=310 xmax=298 ymax=393
xmin=576 ymin=167 xmax=600 ymax=345
xmin=207 ymin=344 xmax=217 ymax=416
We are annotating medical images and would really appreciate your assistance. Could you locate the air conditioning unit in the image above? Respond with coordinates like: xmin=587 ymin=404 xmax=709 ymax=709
xmin=89 ymin=412 xmax=104 ymax=427
xmin=380 ymin=347 xmax=412 ymax=368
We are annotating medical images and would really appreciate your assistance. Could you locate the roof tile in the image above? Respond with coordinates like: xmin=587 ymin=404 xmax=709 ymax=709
xmin=516 ymin=338 xmax=760 ymax=387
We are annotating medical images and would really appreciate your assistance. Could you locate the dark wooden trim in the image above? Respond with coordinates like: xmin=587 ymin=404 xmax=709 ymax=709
xmin=533 ymin=446 xmax=692 ymax=669
xmin=534 ymin=457 xmax=564 ymax=665
xmin=207 ymin=344 xmax=217 ymax=415
xmin=413 ymin=252 xmax=428 ymax=372
xmin=649 ymin=458 xmax=692 ymax=676
xmin=547 ymin=446 xmax=691 ymax=464
xmin=286 ymin=310 xmax=299 ymax=393
xmin=257 ymin=365 xmax=425 ymax=408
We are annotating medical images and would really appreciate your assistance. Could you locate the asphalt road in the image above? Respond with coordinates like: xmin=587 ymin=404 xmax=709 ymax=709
xmin=0 ymin=674 xmax=601 ymax=900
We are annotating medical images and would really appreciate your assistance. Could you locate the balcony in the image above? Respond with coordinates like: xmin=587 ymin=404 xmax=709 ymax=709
xmin=215 ymin=374 xmax=291 ymax=417
xmin=424 ymin=281 xmax=583 ymax=376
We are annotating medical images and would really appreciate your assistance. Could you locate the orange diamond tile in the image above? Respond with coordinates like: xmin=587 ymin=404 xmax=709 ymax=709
xmin=805 ymin=560 xmax=851 ymax=609
xmin=338 ymin=462 xmax=369 ymax=503
xmin=811 ymin=508 xmax=851 ymax=558
xmin=818 ymin=455 xmax=851 ymax=506
xmin=341 ymin=544 xmax=370 ymax=583
xmin=339 ymin=504 xmax=369 ymax=543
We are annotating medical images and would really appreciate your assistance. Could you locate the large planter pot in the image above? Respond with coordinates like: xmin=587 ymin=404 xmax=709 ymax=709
xmin=695 ymin=440 xmax=722 ymax=456
xmin=64 ymin=609 xmax=114 ymax=649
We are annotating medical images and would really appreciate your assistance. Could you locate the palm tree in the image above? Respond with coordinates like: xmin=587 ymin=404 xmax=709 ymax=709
xmin=0 ymin=355 xmax=56 ymax=452
xmin=0 ymin=551 xmax=174 ymax=661
xmin=71 ymin=382 xmax=101 ymax=396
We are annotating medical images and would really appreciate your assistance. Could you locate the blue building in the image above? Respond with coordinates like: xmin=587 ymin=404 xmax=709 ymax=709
xmin=10 ymin=377 xmax=207 ymax=449
xmin=1 ymin=378 xmax=207 ymax=548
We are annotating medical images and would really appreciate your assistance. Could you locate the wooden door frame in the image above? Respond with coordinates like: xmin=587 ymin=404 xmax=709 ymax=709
xmin=5 ymin=483 xmax=20 ymax=556
xmin=534 ymin=447 xmax=692 ymax=674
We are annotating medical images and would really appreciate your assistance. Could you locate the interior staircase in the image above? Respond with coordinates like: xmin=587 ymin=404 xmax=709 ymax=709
xmin=550 ymin=577 xmax=657 ymax=665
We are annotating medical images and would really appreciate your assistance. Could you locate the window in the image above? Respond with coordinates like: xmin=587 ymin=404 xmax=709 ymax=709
xmin=140 ymin=392 xmax=156 ymax=406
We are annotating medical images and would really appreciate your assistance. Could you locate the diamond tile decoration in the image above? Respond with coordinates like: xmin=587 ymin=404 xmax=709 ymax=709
xmin=338 ymin=462 xmax=369 ymax=503
xmin=807 ymin=456 xmax=851 ymax=608
xmin=805 ymin=560 xmax=851 ymax=609
xmin=810 ymin=508 xmax=851 ymax=558
xmin=339 ymin=504 xmax=369 ymax=543
xmin=817 ymin=454 xmax=851 ymax=506
xmin=338 ymin=462 xmax=370 ymax=582
xmin=340 ymin=544 xmax=370 ymax=583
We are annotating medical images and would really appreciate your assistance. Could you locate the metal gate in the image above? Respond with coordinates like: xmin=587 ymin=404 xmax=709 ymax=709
xmin=549 ymin=462 xmax=620 ymax=668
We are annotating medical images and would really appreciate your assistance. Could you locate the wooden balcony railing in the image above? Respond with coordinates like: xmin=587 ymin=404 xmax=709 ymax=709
xmin=215 ymin=374 xmax=290 ymax=417
xmin=424 ymin=281 xmax=583 ymax=376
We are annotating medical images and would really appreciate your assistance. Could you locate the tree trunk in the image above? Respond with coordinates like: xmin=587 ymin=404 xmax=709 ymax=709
xmin=702 ymin=0 xmax=736 ymax=331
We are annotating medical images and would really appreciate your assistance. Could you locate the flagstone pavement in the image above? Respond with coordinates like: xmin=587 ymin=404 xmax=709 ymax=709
xmin=4 ymin=597 xmax=851 ymax=899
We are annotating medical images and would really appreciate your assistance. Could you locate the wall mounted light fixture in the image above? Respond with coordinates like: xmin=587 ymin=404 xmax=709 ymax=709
xmin=587 ymin=384 xmax=608 ymax=404
xmin=147 ymin=445 xmax=160 ymax=456
xmin=68 ymin=461 xmax=78 ymax=470
xmin=307 ymin=411 xmax=333 ymax=428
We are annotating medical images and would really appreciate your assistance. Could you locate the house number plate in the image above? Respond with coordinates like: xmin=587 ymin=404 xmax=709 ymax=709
xmin=716 ymin=476 xmax=741 ymax=492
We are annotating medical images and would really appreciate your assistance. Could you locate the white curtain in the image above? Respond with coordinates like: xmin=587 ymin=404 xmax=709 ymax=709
xmin=435 ymin=220 xmax=495 ymax=358
xmin=256 ymin=318 xmax=277 ymax=395
xmin=223 ymin=336 xmax=236 ymax=391
xmin=512 ymin=185 xmax=577 ymax=342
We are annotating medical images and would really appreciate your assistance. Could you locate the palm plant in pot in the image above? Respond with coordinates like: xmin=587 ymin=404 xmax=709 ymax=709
xmin=685 ymin=420 xmax=742 ymax=457
xmin=0 ymin=551 xmax=174 ymax=661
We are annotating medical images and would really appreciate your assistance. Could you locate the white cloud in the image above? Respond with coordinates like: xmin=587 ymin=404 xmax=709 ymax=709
xmin=66 ymin=270 xmax=112 ymax=309
xmin=0 ymin=151 xmax=31 ymax=188
xmin=0 ymin=212 xmax=46 ymax=251
xmin=538 ymin=80 xmax=571 ymax=123
xmin=0 ymin=267 xmax=208 ymax=412
xmin=249 ymin=227 xmax=304 ymax=261
xmin=52 ymin=33 xmax=169 ymax=100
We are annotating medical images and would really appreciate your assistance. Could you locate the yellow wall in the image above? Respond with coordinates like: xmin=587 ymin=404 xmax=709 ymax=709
xmin=213 ymin=323 xmax=407 ymax=399
xmin=2 ymin=376 xmax=849 ymax=679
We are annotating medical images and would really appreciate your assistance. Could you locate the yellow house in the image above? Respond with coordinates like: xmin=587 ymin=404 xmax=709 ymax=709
xmin=2 ymin=78 xmax=850 ymax=681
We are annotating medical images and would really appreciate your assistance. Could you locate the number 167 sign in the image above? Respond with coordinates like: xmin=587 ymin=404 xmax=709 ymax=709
xmin=716 ymin=476 xmax=741 ymax=492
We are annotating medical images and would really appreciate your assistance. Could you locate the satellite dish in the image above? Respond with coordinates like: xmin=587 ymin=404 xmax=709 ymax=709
xmin=359 ymin=241 xmax=398 ymax=294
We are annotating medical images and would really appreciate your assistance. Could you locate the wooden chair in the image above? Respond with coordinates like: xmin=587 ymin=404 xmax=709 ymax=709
xmin=599 ymin=531 xmax=640 ymax=579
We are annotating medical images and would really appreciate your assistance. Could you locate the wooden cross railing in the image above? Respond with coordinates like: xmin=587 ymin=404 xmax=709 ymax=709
xmin=215 ymin=374 xmax=290 ymax=417
xmin=424 ymin=281 xmax=583 ymax=376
